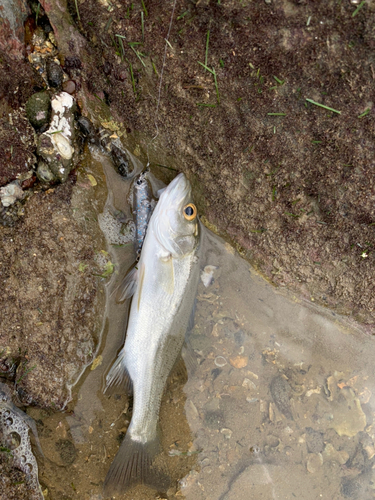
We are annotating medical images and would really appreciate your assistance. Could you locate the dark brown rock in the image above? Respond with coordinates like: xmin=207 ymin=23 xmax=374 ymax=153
xmin=62 ymin=80 xmax=76 ymax=94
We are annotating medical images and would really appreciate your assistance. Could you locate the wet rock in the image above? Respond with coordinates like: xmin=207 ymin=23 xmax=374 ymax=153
xmin=229 ymin=356 xmax=248 ymax=369
xmin=26 ymin=92 xmax=51 ymax=130
xmin=77 ymin=115 xmax=96 ymax=142
xmin=31 ymin=26 xmax=46 ymax=48
xmin=36 ymin=160 xmax=56 ymax=183
xmin=62 ymin=80 xmax=76 ymax=94
xmin=305 ymin=427 xmax=324 ymax=454
xmin=0 ymin=182 xmax=24 ymax=207
xmin=201 ymin=265 xmax=217 ymax=287
xmin=37 ymin=91 xmax=76 ymax=183
xmin=55 ymin=439 xmax=77 ymax=465
xmin=0 ymin=0 xmax=29 ymax=60
xmin=323 ymin=443 xmax=349 ymax=465
xmin=341 ymin=477 xmax=362 ymax=498
xmin=0 ymin=451 xmax=30 ymax=499
xmin=220 ymin=428 xmax=233 ymax=439
xmin=306 ymin=452 xmax=323 ymax=473
xmin=329 ymin=385 xmax=366 ymax=437
xmin=0 ymin=181 xmax=106 ymax=408
xmin=269 ymin=375 xmax=293 ymax=420
xmin=0 ymin=383 xmax=43 ymax=499
xmin=204 ymin=410 xmax=225 ymax=430
xmin=46 ymin=59 xmax=64 ymax=88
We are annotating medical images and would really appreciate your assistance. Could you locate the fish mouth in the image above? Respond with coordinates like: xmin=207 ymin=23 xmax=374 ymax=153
xmin=160 ymin=173 xmax=191 ymax=205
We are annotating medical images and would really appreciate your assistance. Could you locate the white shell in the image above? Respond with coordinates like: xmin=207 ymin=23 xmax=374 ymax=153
xmin=52 ymin=133 xmax=73 ymax=160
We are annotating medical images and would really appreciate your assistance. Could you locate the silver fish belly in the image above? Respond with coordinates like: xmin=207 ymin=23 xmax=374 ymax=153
xmin=104 ymin=173 xmax=201 ymax=495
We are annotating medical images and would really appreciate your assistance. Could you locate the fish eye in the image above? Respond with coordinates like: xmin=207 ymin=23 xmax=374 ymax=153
xmin=183 ymin=203 xmax=197 ymax=221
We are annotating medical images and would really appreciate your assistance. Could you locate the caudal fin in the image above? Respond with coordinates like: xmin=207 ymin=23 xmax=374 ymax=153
xmin=103 ymin=433 xmax=170 ymax=496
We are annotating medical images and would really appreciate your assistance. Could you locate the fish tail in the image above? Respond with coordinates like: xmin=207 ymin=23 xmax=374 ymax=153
xmin=103 ymin=433 xmax=170 ymax=495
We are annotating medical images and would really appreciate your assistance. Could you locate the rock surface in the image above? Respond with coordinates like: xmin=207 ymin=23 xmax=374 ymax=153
xmin=0 ymin=0 xmax=29 ymax=60
xmin=40 ymin=0 xmax=375 ymax=330
xmin=0 ymin=180 xmax=107 ymax=409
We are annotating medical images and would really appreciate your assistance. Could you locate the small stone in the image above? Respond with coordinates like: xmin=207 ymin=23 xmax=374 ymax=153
xmin=229 ymin=356 xmax=248 ymax=369
xmin=62 ymin=80 xmax=76 ymax=94
xmin=201 ymin=265 xmax=218 ymax=287
xmin=46 ymin=60 xmax=64 ymax=88
xmin=0 ymin=182 xmax=24 ymax=207
xmin=26 ymin=92 xmax=51 ymax=129
xmin=21 ymin=175 xmax=37 ymax=189
xmin=306 ymin=452 xmax=323 ymax=473
xmin=305 ymin=428 xmax=324 ymax=454
xmin=91 ymin=355 xmax=102 ymax=370
xmin=242 ymin=378 xmax=257 ymax=390
xmin=87 ymin=174 xmax=97 ymax=187
xmin=36 ymin=161 xmax=56 ymax=183
xmin=323 ymin=443 xmax=349 ymax=465
xmin=221 ymin=428 xmax=233 ymax=439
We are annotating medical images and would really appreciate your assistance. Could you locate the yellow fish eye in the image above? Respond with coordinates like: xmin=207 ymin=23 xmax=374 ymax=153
xmin=183 ymin=203 xmax=197 ymax=221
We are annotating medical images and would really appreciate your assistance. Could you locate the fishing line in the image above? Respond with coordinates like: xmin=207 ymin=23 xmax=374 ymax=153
xmin=146 ymin=0 xmax=178 ymax=167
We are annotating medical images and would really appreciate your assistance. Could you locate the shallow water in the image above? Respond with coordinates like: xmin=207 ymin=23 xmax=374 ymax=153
xmin=28 ymin=149 xmax=375 ymax=500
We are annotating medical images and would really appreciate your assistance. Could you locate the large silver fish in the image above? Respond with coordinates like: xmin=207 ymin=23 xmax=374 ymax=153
xmin=104 ymin=173 xmax=201 ymax=495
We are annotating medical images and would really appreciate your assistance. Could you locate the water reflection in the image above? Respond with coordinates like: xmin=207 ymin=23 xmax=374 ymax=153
xmin=32 ymin=149 xmax=375 ymax=499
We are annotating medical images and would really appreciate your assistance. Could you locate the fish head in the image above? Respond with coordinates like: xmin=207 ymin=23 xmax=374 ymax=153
xmin=152 ymin=173 xmax=199 ymax=258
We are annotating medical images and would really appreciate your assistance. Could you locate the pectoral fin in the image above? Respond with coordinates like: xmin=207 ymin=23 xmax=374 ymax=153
xmin=115 ymin=266 xmax=138 ymax=302
xmin=104 ymin=349 xmax=133 ymax=396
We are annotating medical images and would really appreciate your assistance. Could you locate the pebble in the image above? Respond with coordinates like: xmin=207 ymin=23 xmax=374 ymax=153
xmin=46 ymin=60 xmax=64 ymax=88
xmin=62 ymin=80 xmax=76 ymax=94
xmin=37 ymin=92 xmax=76 ymax=183
xmin=77 ymin=115 xmax=95 ymax=137
xmin=306 ymin=452 xmax=323 ymax=473
xmin=269 ymin=375 xmax=293 ymax=420
xmin=323 ymin=443 xmax=349 ymax=464
xmin=0 ymin=182 xmax=24 ymax=207
xmin=220 ymin=428 xmax=233 ymax=439
xmin=201 ymin=265 xmax=218 ymax=287
xmin=305 ymin=427 xmax=324 ymax=454
xmin=229 ymin=356 xmax=248 ymax=369
xmin=25 ymin=91 xmax=51 ymax=129
xmin=36 ymin=161 xmax=56 ymax=183
xmin=242 ymin=378 xmax=256 ymax=390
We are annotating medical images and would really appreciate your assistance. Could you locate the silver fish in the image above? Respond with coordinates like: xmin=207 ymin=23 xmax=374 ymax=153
xmin=132 ymin=171 xmax=153 ymax=258
xmin=0 ymin=383 xmax=43 ymax=500
xmin=104 ymin=173 xmax=201 ymax=495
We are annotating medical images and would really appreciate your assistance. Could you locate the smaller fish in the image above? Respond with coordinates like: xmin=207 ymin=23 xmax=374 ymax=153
xmin=0 ymin=383 xmax=44 ymax=500
xmin=132 ymin=171 xmax=154 ymax=258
